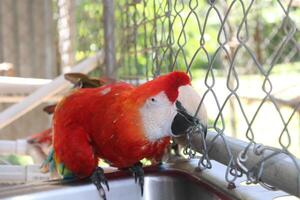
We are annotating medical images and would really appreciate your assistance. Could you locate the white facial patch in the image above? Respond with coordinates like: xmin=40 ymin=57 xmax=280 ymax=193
xmin=139 ymin=92 xmax=177 ymax=142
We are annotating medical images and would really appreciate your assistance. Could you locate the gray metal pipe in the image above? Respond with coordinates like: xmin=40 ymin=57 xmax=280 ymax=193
xmin=103 ymin=0 xmax=116 ymax=79
xmin=191 ymin=131 xmax=300 ymax=197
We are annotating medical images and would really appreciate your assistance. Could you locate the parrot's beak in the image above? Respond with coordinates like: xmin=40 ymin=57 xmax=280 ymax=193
xmin=171 ymin=101 xmax=196 ymax=136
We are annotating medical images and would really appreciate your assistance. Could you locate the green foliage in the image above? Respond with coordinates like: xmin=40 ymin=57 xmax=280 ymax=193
xmin=0 ymin=154 xmax=34 ymax=166
xmin=75 ymin=0 xmax=300 ymax=78
xmin=75 ymin=0 xmax=103 ymax=61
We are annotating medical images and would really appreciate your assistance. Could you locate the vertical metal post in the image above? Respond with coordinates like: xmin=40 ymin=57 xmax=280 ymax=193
xmin=103 ymin=0 xmax=116 ymax=79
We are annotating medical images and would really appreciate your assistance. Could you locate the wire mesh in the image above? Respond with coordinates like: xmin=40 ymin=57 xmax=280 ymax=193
xmin=0 ymin=0 xmax=299 ymax=195
xmin=115 ymin=0 xmax=300 ymax=192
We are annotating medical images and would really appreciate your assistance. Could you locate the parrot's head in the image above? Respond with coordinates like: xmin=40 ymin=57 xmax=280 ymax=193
xmin=132 ymin=71 xmax=196 ymax=141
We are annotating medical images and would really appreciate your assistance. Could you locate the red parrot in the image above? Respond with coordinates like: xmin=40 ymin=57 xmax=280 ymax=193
xmin=27 ymin=73 xmax=108 ymax=161
xmin=46 ymin=71 xmax=197 ymax=199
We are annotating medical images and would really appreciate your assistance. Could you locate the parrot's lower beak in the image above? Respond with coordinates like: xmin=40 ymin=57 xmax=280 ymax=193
xmin=171 ymin=101 xmax=196 ymax=136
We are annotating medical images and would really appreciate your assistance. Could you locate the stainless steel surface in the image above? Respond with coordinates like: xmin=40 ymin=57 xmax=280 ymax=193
xmin=191 ymin=131 xmax=300 ymax=197
xmin=0 ymin=163 xmax=229 ymax=200
xmin=0 ymin=173 xmax=225 ymax=200
xmin=0 ymin=160 xmax=290 ymax=200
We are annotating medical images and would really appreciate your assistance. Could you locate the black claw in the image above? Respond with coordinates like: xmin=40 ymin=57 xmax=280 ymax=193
xmin=129 ymin=162 xmax=144 ymax=196
xmin=104 ymin=179 xmax=110 ymax=191
xmin=140 ymin=177 xmax=144 ymax=196
xmin=91 ymin=167 xmax=110 ymax=200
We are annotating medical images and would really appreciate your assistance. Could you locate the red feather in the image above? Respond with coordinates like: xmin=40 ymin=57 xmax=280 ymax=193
xmin=53 ymin=72 xmax=190 ymax=177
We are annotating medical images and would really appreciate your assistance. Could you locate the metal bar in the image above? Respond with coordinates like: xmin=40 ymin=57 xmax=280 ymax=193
xmin=191 ymin=131 xmax=300 ymax=197
xmin=103 ymin=0 xmax=116 ymax=79
xmin=121 ymin=14 xmax=169 ymax=31
xmin=0 ymin=51 xmax=104 ymax=131
xmin=142 ymin=0 xmax=149 ymax=81
xmin=0 ymin=159 xmax=288 ymax=199
xmin=125 ymin=0 xmax=132 ymax=80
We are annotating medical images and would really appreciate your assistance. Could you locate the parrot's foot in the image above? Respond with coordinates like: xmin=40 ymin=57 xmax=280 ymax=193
xmin=129 ymin=162 xmax=144 ymax=196
xmin=91 ymin=167 xmax=110 ymax=200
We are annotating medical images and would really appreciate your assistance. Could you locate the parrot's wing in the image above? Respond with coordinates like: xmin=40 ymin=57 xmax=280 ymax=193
xmin=64 ymin=73 xmax=117 ymax=88
xmin=42 ymin=74 xmax=113 ymax=115
xmin=43 ymin=104 xmax=57 ymax=114
xmin=64 ymin=73 xmax=91 ymax=85
xmin=42 ymin=73 xmax=118 ymax=115
xmin=64 ymin=73 xmax=101 ymax=88
xmin=64 ymin=73 xmax=116 ymax=88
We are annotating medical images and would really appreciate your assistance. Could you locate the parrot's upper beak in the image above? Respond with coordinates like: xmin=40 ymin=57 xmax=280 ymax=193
xmin=171 ymin=101 xmax=197 ymax=136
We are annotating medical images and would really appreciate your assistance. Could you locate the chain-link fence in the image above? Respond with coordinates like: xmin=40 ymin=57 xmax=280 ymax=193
xmin=0 ymin=0 xmax=299 ymax=197
xmin=112 ymin=0 xmax=300 ymax=196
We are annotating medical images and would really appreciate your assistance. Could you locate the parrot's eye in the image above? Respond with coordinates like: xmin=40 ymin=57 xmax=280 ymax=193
xmin=147 ymin=96 xmax=159 ymax=106
xmin=146 ymin=92 xmax=170 ymax=107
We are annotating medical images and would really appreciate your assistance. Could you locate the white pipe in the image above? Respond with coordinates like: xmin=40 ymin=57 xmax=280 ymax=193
xmin=0 ymin=164 xmax=50 ymax=183
xmin=0 ymin=139 xmax=27 ymax=155
xmin=191 ymin=131 xmax=300 ymax=197
xmin=0 ymin=77 xmax=51 ymax=94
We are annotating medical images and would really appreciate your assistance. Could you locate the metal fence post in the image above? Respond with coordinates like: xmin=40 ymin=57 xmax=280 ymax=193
xmin=103 ymin=0 xmax=116 ymax=79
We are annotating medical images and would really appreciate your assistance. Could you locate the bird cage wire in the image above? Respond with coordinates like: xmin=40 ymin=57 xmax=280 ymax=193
xmin=112 ymin=0 xmax=300 ymax=194
xmin=0 ymin=0 xmax=299 ymax=196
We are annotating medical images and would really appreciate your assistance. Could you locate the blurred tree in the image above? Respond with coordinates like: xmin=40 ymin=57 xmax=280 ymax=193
xmin=75 ymin=0 xmax=103 ymax=61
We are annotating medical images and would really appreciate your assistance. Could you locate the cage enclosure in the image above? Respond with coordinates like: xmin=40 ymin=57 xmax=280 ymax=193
xmin=0 ymin=0 xmax=299 ymax=199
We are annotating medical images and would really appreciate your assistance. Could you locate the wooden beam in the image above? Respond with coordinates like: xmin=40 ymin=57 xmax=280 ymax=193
xmin=0 ymin=51 xmax=104 ymax=131
xmin=0 ymin=76 xmax=51 ymax=94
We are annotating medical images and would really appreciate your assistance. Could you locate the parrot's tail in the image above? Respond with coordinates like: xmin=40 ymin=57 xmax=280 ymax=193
xmin=41 ymin=148 xmax=75 ymax=180
xmin=27 ymin=128 xmax=52 ymax=146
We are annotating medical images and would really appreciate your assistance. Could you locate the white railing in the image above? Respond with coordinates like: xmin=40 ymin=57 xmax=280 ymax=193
xmin=191 ymin=131 xmax=300 ymax=197
xmin=0 ymin=77 xmax=51 ymax=95
xmin=0 ymin=51 xmax=104 ymax=130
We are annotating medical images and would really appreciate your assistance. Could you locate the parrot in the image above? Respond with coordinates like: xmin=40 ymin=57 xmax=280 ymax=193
xmin=37 ymin=72 xmax=206 ymax=199
xmin=42 ymin=71 xmax=204 ymax=199
xmin=31 ymin=72 xmax=207 ymax=164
